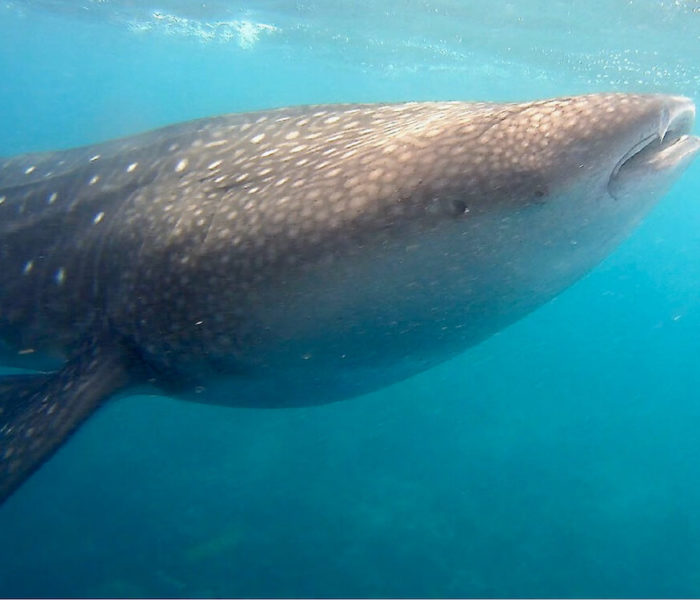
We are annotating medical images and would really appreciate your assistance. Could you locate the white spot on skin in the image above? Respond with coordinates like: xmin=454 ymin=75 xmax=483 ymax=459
xmin=90 ymin=154 xmax=101 ymax=162
xmin=251 ymin=133 xmax=266 ymax=144
xmin=175 ymin=158 xmax=188 ymax=172
xmin=285 ymin=131 xmax=300 ymax=140
xmin=93 ymin=211 xmax=104 ymax=224
xmin=48 ymin=192 xmax=57 ymax=204
xmin=0 ymin=196 xmax=6 ymax=205
xmin=126 ymin=162 xmax=138 ymax=173
xmin=55 ymin=267 xmax=66 ymax=285
xmin=25 ymin=166 xmax=36 ymax=175
xmin=235 ymin=173 xmax=248 ymax=183
xmin=23 ymin=260 xmax=33 ymax=274
xmin=208 ymin=160 xmax=223 ymax=170
xmin=89 ymin=175 xmax=100 ymax=185
xmin=261 ymin=149 xmax=278 ymax=158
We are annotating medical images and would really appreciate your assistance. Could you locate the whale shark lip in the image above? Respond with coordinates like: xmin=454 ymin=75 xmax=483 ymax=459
xmin=609 ymin=97 xmax=699 ymax=193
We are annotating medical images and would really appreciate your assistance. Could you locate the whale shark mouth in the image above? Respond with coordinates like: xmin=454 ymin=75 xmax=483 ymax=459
xmin=609 ymin=98 xmax=700 ymax=197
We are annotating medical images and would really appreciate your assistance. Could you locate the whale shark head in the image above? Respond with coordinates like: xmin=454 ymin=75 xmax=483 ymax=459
xmin=398 ymin=93 xmax=700 ymax=293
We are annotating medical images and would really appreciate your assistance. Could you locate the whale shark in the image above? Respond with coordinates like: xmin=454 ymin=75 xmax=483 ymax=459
xmin=0 ymin=93 xmax=698 ymax=503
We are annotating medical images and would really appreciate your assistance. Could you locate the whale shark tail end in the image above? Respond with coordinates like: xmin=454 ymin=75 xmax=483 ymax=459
xmin=0 ymin=335 xmax=134 ymax=504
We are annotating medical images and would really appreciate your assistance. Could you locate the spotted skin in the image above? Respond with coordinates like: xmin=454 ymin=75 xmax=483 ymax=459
xmin=0 ymin=94 xmax=698 ymax=502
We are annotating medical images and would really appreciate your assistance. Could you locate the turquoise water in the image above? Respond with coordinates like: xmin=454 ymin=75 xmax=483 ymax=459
xmin=1 ymin=0 xmax=700 ymax=597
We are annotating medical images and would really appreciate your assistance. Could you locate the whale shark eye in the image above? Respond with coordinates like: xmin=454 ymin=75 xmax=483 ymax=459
xmin=449 ymin=198 xmax=469 ymax=216
xmin=428 ymin=196 xmax=470 ymax=218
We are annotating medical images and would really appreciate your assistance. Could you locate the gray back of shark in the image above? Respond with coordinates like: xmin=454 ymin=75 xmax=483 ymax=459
xmin=0 ymin=93 xmax=698 ymax=503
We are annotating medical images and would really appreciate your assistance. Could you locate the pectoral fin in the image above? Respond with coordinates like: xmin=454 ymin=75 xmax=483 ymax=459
xmin=0 ymin=337 xmax=133 ymax=503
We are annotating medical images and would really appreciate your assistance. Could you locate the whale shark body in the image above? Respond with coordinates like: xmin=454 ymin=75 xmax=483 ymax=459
xmin=0 ymin=93 xmax=698 ymax=502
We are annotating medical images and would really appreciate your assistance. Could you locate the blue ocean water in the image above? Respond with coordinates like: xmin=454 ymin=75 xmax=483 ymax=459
xmin=0 ymin=0 xmax=699 ymax=597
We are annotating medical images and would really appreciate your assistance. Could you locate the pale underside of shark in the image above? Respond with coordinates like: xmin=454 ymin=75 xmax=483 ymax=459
xmin=0 ymin=93 xmax=698 ymax=503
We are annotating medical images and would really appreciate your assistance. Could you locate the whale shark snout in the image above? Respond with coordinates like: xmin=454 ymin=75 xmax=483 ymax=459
xmin=0 ymin=93 xmax=698 ymax=503
xmin=608 ymin=96 xmax=699 ymax=199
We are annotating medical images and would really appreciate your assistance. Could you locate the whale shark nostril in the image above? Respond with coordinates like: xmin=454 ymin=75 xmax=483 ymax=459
xmin=660 ymin=97 xmax=696 ymax=143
